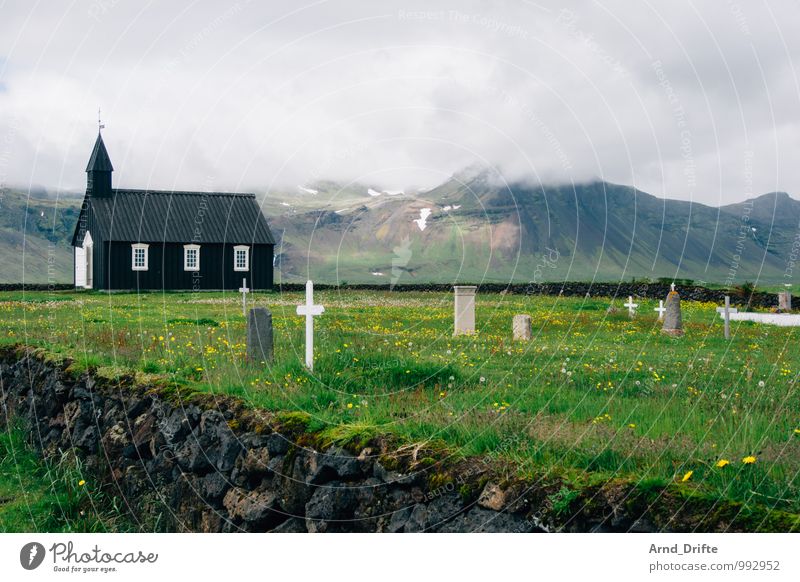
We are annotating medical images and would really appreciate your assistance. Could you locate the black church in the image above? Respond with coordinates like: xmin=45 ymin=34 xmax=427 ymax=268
xmin=71 ymin=133 xmax=274 ymax=291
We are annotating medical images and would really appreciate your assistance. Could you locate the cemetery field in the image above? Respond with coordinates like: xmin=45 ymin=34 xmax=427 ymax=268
xmin=2 ymin=289 xmax=799 ymax=518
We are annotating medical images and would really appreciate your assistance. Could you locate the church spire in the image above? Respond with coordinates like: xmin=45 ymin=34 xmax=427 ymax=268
xmin=86 ymin=131 xmax=113 ymax=196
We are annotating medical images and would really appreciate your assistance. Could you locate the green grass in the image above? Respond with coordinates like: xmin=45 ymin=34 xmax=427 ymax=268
xmin=0 ymin=425 xmax=130 ymax=532
xmin=2 ymin=289 xmax=800 ymax=518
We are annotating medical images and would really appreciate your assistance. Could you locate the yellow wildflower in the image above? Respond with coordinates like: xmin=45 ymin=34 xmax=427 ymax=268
xmin=78 ymin=480 xmax=86 ymax=487
xmin=742 ymin=456 xmax=757 ymax=464
xmin=715 ymin=459 xmax=730 ymax=468
xmin=681 ymin=470 xmax=693 ymax=482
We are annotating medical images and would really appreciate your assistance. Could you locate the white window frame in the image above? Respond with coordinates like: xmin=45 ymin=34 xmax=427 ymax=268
xmin=233 ymin=245 xmax=250 ymax=271
xmin=131 ymin=243 xmax=149 ymax=271
xmin=183 ymin=244 xmax=200 ymax=272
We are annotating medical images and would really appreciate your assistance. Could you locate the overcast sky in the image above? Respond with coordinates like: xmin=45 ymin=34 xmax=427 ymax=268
xmin=1 ymin=0 xmax=799 ymax=204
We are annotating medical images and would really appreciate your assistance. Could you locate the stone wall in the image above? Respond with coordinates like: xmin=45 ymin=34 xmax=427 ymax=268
xmin=0 ymin=282 xmax=781 ymax=310
xmin=0 ymin=283 xmax=74 ymax=291
xmin=0 ymin=347 xmax=542 ymax=532
xmin=1 ymin=347 xmax=794 ymax=532
xmin=278 ymin=282 xmax=780 ymax=308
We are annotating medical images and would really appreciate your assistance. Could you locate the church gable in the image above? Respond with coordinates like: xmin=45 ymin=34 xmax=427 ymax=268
xmin=70 ymin=132 xmax=275 ymax=291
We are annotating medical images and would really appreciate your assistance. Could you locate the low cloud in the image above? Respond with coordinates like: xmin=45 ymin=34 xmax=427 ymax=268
xmin=1 ymin=0 xmax=799 ymax=204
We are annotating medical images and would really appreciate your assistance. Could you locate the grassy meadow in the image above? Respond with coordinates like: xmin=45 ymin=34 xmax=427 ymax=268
xmin=1 ymin=289 xmax=799 ymax=520
xmin=0 ymin=425 xmax=134 ymax=532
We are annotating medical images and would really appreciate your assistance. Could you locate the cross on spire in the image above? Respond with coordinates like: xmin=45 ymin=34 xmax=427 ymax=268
xmin=97 ymin=107 xmax=105 ymax=133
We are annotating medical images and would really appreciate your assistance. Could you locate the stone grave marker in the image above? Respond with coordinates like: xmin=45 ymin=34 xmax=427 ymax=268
xmin=513 ymin=314 xmax=532 ymax=341
xmin=662 ymin=288 xmax=684 ymax=336
xmin=454 ymin=285 xmax=477 ymax=335
xmin=247 ymin=307 xmax=274 ymax=363
xmin=778 ymin=291 xmax=792 ymax=312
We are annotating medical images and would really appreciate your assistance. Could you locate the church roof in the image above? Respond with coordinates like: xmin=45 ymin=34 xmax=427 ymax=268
xmin=73 ymin=189 xmax=275 ymax=245
xmin=86 ymin=133 xmax=114 ymax=172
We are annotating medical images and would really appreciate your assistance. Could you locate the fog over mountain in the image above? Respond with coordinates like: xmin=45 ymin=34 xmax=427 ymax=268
xmin=7 ymin=169 xmax=800 ymax=285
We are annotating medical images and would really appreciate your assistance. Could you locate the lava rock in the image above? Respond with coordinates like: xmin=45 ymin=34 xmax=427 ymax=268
xmin=223 ymin=487 xmax=283 ymax=530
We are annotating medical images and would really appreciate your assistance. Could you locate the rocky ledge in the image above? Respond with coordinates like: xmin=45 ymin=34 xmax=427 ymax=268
xmin=1 ymin=346 xmax=796 ymax=533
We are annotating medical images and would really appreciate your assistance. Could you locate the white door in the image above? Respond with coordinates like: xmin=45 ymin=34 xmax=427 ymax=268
xmin=75 ymin=244 xmax=86 ymax=287
xmin=79 ymin=231 xmax=93 ymax=289
xmin=85 ymin=246 xmax=93 ymax=288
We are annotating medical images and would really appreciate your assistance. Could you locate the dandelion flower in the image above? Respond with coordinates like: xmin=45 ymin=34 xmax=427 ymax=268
xmin=794 ymin=428 xmax=800 ymax=435
xmin=715 ymin=459 xmax=730 ymax=468
xmin=758 ymin=380 xmax=765 ymax=388
xmin=681 ymin=470 xmax=693 ymax=482
xmin=78 ymin=480 xmax=86 ymax=486
xmin=628 ymin=423 xmax=636 ymax=429
xmin=742 ymin=456 xmax=757 ymax=464
xmin=346 ymin=403 xmax=353 ymax=409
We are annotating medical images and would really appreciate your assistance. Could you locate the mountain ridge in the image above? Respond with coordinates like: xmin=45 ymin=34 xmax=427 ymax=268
xmin=2 ymin=174 xmax=798 ymax=284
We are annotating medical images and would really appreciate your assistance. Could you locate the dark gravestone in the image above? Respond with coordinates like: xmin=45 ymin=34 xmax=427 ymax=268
xmin=661 ymin=291 xmax=684 ymax=337
xmin=247 ymin=307 xmax=274 ymax=363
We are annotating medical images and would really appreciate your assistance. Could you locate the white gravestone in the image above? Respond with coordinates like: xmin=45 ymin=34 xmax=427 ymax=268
xmin=454 ymin=286 xmax=477 ymax=335
xmin=513 ymin=314 xmax=532 ymax=341
xmin=624 ymin=296 xmax=638 ymax=317
xmin=721 ymin=312 xmax=800 ymax=327
xmin=296 ymin=280 xmax=324 ymax=370
xmin=654 ymin=300 xmax=666 ymax=321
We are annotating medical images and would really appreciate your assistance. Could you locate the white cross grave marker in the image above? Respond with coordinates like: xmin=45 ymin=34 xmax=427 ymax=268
xmin=624 ymin=296 xmax=639 ymax=317
xmin=654 ymin=300 xmax=666 ymax=320
xmin=717 ymin=296 xmax=736 ymax=339
xmin=238 ymin=278 xmax=250 ymax=317
xmin=296 ymin=280 xmax=324 ymax=370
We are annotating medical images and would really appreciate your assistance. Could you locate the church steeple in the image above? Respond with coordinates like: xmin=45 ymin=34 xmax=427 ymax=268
xmin=86 ymin=132 xmax=113 ymax=197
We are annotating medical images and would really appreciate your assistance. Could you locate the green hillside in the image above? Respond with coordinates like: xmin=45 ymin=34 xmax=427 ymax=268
xmin=0 ymin=188 xmax=82 ymax=283
xmin=270 ymin=172 xmax=799 ymax=285
xmin=2 ymin=174 xmax=798 ymax=285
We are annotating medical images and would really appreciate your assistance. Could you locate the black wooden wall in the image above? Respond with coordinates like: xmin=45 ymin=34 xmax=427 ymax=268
xmin=102 ymin=242 xmax=273 ymax=291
